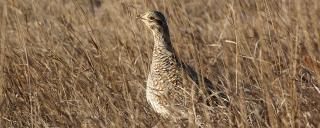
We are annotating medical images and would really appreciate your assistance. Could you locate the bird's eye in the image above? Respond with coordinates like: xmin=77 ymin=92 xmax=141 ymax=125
xmin=149 ymin=17 xmax=155 ymax=20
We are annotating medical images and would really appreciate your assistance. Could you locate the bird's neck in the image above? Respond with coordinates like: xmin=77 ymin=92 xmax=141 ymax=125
xmin=152 ymin=29 xmax=174 ymax=56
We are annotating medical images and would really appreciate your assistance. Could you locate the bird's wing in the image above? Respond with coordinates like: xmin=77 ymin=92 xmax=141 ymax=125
xmin=176 ymin=59 xmax=230 ymax=105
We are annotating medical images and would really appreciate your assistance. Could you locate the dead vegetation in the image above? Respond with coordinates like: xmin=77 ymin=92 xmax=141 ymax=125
xmin=0 ymin=0 xmax=319 ymax=127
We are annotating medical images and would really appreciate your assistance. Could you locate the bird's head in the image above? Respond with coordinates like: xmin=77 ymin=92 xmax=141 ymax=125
xmin=137 ymin=11 xmax=168 ymax=33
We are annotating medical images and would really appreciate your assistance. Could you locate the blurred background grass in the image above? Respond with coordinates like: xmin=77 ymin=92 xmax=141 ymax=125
xmin=0 ymin=0 xmax=319 ymax=127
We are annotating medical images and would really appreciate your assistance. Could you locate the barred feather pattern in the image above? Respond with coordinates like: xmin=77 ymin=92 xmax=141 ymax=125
xmin=141 ymin=11 xmax=229 ymax=123
xmin=146 ymin=30 xmax=184 ymax=118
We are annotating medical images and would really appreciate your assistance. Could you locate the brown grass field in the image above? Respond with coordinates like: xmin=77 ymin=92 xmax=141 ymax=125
xmin=0 ymin=0 xmax=320 ymax=127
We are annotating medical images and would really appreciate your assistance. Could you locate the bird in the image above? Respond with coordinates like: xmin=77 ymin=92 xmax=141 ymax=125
xmin=137 ymin=11 xmax=229 ymax=121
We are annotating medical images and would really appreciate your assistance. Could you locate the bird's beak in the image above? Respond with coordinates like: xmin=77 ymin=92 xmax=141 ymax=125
xmin=136 ymin=14 xmax=147 ymax=21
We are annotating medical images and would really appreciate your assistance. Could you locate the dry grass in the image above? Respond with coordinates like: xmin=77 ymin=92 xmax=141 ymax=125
xmin=0 ymin=0 xmax=320 ymax=127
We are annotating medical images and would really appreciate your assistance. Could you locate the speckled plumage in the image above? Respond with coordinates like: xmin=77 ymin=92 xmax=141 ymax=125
xmin=146 ymin=29 xmax=183 ymax=118
xmin=138 ymin=11 xmax=228 ymax=120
